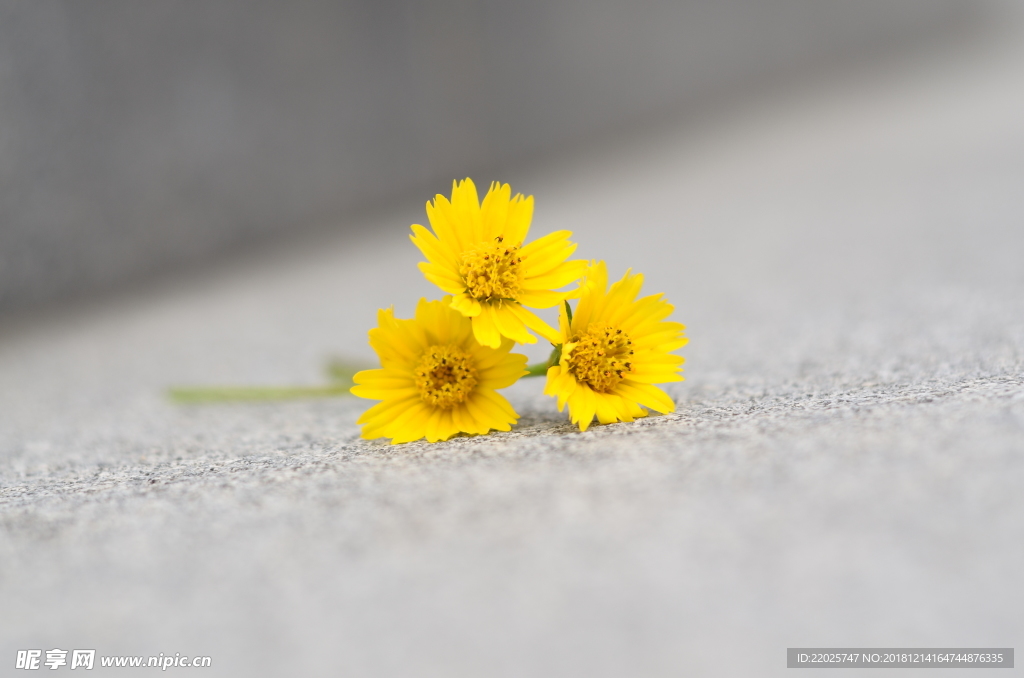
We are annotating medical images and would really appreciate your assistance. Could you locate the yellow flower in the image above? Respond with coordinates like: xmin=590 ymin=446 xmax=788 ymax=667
xmin=544 ymin=261 xmax=687 ymax=431
xmin=411 ymin=178 xmax=587 ymax=349
xmin=351 ymin=297 xmax=527 ymax=443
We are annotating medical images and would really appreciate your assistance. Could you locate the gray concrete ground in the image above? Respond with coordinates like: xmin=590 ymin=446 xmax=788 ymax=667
xmin=2 ymin=17 xmax=1024 ymax=677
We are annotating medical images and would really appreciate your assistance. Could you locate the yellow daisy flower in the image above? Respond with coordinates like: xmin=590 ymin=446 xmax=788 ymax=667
xmin=544 ymin=261 xmax=687 ymax=432
xmin=410 ymin=178 xmax=587 ymax=349
xmin=351 ymin=297 xmax=528 ymax=444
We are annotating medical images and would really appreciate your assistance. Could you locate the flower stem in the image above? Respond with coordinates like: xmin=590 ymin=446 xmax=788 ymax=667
xmin=524 ymin=362 xmax=549 ymax=378
xmin=167 ymin=358 xmax=367 ymax=403
xmin=523 ymin=300 xmax=572 ymax=377
xmin=167 ymin=384 xmax=352 ymax=403
xmin=523 ymin=344 xmax=562 ymax=378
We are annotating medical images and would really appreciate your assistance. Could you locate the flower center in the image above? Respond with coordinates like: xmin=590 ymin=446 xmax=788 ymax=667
xmin=459 ymin=236 xmax=523 ymax=301
xmin=414 ymin=345 xmax=478 ymax=409
xmin=565 ymin=323 xmax=634 ymax=393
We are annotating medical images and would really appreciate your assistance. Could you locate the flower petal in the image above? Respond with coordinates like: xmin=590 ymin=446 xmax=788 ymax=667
xmin=450 ymin=178 xmax=484 ymax=244
xmin=595 ymin=393 xmax=623 ymax=425
xmin=520 ymin=230 xmax=577 ymax=270
xmin=436 ymin=409 xmax=461 ymax=441
xmin=523 ymin=260 xmax=588 ymax=292
xmin=504 ymin=193 xmax=534 ymax=245
xmin=388 ymin=403 xmax=435 ymax=444
xmin=480 ymin=181 xmax=511 ymax=240
xmin=357 ymin=395 xmax=421 ymax=428
xmin=450 ymin=292 xmax=482 ymax=317
xmin=410 ymin=223 xmax=458 ymax=268
xmin=568 ymin=385 xmax=598 ymax=432
xmin=478 ymin=352 xmax=528 ymax=389
xmin=472 ymin=305 xmax=503 ymax=348
xmin=491 ymin=303 xmax=536 ymax=344
xmin=615 ymin=381 xmax=676 ymax=413
xmin=476 ymin=388 xmax=519 ymax=426
xmin=516 ymin=288 xmax=567 ymax=309
xmin=425 ymin=194 xmax=467 ymax=253
xmin=507 ymin=303 xmax=561 ymax=344
xmin=423 ymin=408 xmax=446 ymax=442
xmin=418 ymin=262 xmax=464 ymax=295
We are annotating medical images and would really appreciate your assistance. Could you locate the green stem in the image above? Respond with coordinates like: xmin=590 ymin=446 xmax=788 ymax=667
xmin=168 ymin=357 xmax=370 ymax=403
xmin=167 ymin=385 xmax=352 ymax=403
xmin=524 ymin=362 xmax=549 ymax=377
xmin=523 ymin=343 xmax=563 ymax=378
xmin=523 ymin=300 xmax=573 ymax=377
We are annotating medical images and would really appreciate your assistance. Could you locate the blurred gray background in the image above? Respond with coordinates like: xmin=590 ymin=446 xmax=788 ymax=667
xmin=0 ymin=0 xmax=979 ymax=313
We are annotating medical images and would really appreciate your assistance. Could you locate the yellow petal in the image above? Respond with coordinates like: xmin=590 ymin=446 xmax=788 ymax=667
xmin=472 ymin=306 xmax=503 ymax=348
xmin=568 ymin=385 xmax=598 ymax=432
xmin=425 ymin=195 xmax=467 ymax=253
xmin=617 ymin=296 xmax=673 ymax=333
xmin=522 ymin=242 xmax=578 ymax=278
xmin=478 ymin=353 xmax=528 ymax=389
xmin=615 ymin=381 xmax=675 ymax=414
xmin=607 ymin=394 xmax=637 ymax=423
xmin=523 ymin=260 xmax=588 ymax=292
xmin=516 ymin=288 xmax=566 ymax=309
xmin=462 ymin=393 xmax=495 ymax=433
xmin=544 ymin=367 xmax=577 ymax=411
xmin=410 ymin=223 xmax=458 ymax=268
xmin=631 ymin=322 xmax=687 ymax=349
xmin=557 ymin=302 xmax=572 ymax=338
xmin=476 ymin=389 xmax=518 ymax=427
xmin=468 ymin=342 xmax=511 ymax=371
xmin=465 ymin=390 xmax=513 ymax=431
xmin=423 ymin=408 xmax=446 ymax=442
xmin=450 ymin=178 xmax=483 ymax=244
xmin=519 ymin=230 xmax=576 ymax=267
xmin=504 ymin=194 xmax=534 ymax=245
xmin=363 ymin=400 xmax=428 ymax=439
xmin=419 ymin=262 xmax=465 ymax=295
xmin=369 ymin=308 xmax=427 ymax=368
xmin=352 ymin=368 xmax=415 ymax=390
xmin=491 ymin=303 xmax=536 ymax=344
xmin=595 ymin=393 xmax=622 ymax=425
xmin=601 ymin=270 xmax=645 ymax=325
xmin=507 ymin=303 xmax=561 ymax=344
xmin=436 ymin=409 xmax=462 ymax=441
xmin=350 ymin=384 xmax=419 ymax=401
xmin=451 ymin=403 xmax=479 ymax=435
xmin=480 ymin=182 xmax=511 ymax=240
xmin=450 ymin=292 xmax=482 ymax=317
xmin=357 ymin=395 xmax=420 ymax=428
xmin=388 ymin=402 xmax=436 ymax=443
xmin=568 ymin=261 xmax=608 ymax=331
xmin=627 ymin=371 xmax=684 ymax=384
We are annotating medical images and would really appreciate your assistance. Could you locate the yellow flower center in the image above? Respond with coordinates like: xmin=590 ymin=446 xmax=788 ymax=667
xmin=414 ymin=345 xmax=478 ymax=409
xmin=565 ymin=323 xmax=634 ymax=393
xmin=459 ymin=236 xmax=523 ymax=301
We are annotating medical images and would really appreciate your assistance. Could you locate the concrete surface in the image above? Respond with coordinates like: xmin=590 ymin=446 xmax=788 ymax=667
xmin=1 ymin=15 xmax=1023 ymax=677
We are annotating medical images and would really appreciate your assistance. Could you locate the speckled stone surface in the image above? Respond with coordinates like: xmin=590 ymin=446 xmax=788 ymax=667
xmin=2 ymin=21 xmax=1023 ymax=677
